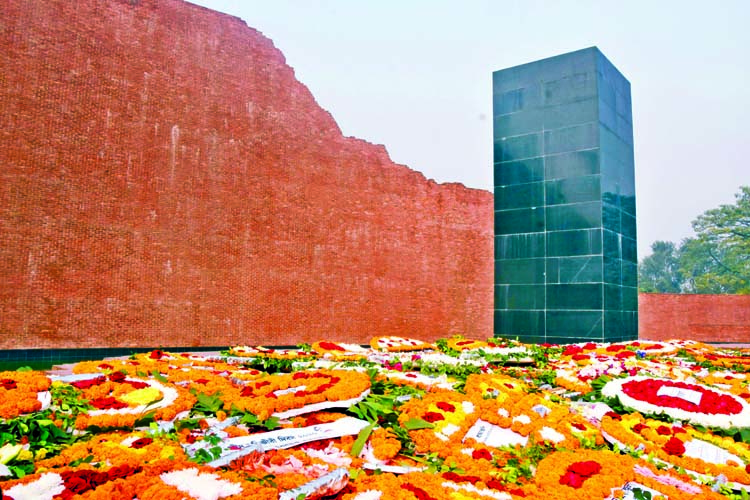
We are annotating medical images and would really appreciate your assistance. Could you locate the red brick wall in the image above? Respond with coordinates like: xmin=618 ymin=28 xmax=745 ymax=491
xmin=0 ymin=0 xmax=494 ymax=349
xmin=639 ymin=293 xmax=750 ymax=343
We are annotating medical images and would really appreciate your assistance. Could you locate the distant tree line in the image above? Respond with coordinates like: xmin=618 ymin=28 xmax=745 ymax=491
xmin=639 ymin=186 xmax=750 ymax=294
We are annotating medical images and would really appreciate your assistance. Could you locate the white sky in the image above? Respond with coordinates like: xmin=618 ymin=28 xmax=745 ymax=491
xmin=189 ymin=0 xmax=749 ymax=259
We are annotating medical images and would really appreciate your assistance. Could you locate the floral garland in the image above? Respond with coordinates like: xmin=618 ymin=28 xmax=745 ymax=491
xmin=379 ymin=370 xmax=455 ymax=391
xmin=532 ymin=449 xmax=725 ymax=500
xmin=224 ymin=345 xmax=313 ymax=360
xmin=697 ymin=352 xmax=750 ymax=370
xmin=66 ymin=373 xmax=195 ymax=430
xmin=342 ymin=470 xmax=517 ymax=500
xmin=601 ymin=412 xmax=750 ymax=486
xmin=309 ymin=341 xmax=371 ymax=361
xmin=224 ymin=369 xmax=370 ymax=420
xmin=0 ymin=371 xmax=51 ymax=420
xmin=36 ymin=431 xmax=190 ymax=472
xmin=601 ymin=375 xmax=750 ymax=428
xmin=397 ymin=391 xmax=482 ymax=456
xmin=463 ymin=373 xmax=530 ymax=404
xmin=0 ymin=464 xmax=144 ymax=500
xmin=134 ymin=466 xmax=279 ymax=500
xmin=445 ymin=336 xmax=488 ymax=352
xmin=369 ymin=336 xmax=433 ymax=352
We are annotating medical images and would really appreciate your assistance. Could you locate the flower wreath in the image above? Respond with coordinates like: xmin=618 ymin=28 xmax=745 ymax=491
xmin=342 ymin=470 xmax=518 ymax=500
xmin=379 ymin=370 xmax=455 ymax=391
xmin=134 ymin=466 xmax=278 ymax=500
xmin=697 ymin=352 xmax=750 ymax=370
xmin=63 ymin=372 xmax=194 ymax=430
xmin=225 ymin=369 xmax=371 ymax=420
xmin=601 ymin=375 xmax=750 ymax=428
xmin=312 ymin=341 xmax=369 ymax=360
xmin=533 ymin=449 xmax=725 ymax=500
xmin=0 ymin=370 xmax=51 ymax=420
xmin=0 ymin=463 xmax=146 ymax=500
xmin=397 ymin=391 xmax=481 ymax=456
xmin=369 ymin=336 xmax=433 ymax=352
xmin=445 ymin=336 xmax=488 ymax=352
xmin=225 ymin=345 xmax=314 ymax=360
xmin=463 ymin=373 xmax=530 ymax=404
xmin=601 ymin=412 xmax=750 ymax=487
xmin=36 ymin=431 xmax=190 ymax=472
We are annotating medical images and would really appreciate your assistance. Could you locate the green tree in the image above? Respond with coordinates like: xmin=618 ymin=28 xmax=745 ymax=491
xmin=638 ymin=241 xmax=684 ymax=293
xmin=678 ymin=186 xmax=750 ymax=294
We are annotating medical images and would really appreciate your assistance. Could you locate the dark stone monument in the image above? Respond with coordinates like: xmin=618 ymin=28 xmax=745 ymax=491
xmin=493 ymin=47 xmax=637 ymax=343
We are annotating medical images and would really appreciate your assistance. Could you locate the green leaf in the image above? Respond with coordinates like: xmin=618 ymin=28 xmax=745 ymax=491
xmin=190 ymin=391 xmax=224 ymax=416
xmin=68 ymin=454 xmax=95 ymax=467
xmin=403 ymin=418 xmax=434 ymax=430
xmin=350 ymin=422 xmax=375 ymax=457
xmin=151 ymin=370 xmax=169 ymax=383
xmin=738 ymin=428 xmax=750 ymax=443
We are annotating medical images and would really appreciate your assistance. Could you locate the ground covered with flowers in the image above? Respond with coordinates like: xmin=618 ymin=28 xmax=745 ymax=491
xmin=4 ymin=337 xmax=750 ymax=499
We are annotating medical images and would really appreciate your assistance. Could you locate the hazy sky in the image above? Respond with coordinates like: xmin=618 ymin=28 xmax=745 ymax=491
xmin=190 ymin=0 xmax=748 ymax=259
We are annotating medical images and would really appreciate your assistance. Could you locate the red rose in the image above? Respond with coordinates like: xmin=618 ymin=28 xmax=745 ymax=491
xmin=401 ymin=483 xmax=437 ymax=500
xmin=318 ymin=342 xmax=345 ymax=351
xmin=0 ymin=379 xmax=17 ymax=390
xmin=486 ymin=479 xmax=504 ymax=489
xmin=656 ymin=425 xmax=672 ymax=436
xmin=90 ymin=397 xmax=128 ymax=410
xmin=663 ymin=436 xmax=686 ymax=456
xmin=107 ymin=464 xmax=141 ymax=480
xmin=436 ymin=402 xmax=456 ymax=412
xmin=422 ymin=412 xmax=445 ymax=423
xmin=65 ymin=476 xmax=92 ymax=494
xmin=559 ymin=470 xmax=585 ymax=488
xmin=149 ymin=349 xmax=165 ymax=359
xmin=632 ymin=423 xmax=647 ymax=434
xmin=62 ymin=469 xmax=108 ymax=494
xmin=71 ymin=376 xmax=106 ymax=389
xmin=442 ymin=471 xmax=462 ymax=481
xmin=559 ymin=460 xmax=601 ymax=488
xmin=130 ymin=437 xmax=153 ymax=449
xmin=472 ymin=448 xmax=493 ymax=460
xmin=563 ymin=345 xmax=583 ymax=356
xmin=606 ymin=344 xmax=625 ymax=352
xmin=572 ymin=354 xmax=590 ymax=361
xmin=616 ymin=350 xmax=636 ymax=359
xmin=568 ymin=460 xmax=601 ymax=477
xmin=125 ymin=380 xmax=149 ymax=389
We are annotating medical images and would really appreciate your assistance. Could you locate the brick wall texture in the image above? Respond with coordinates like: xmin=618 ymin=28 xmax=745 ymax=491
xmin=0 ymin=0 xmax=494 ymax=349
xmin=639 ymin=293 xmax=750 ymax=343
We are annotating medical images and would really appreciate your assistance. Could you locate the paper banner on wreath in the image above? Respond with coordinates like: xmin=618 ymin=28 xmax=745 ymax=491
xmin=272 ymin=389 xmax=370 ymax=419
xmin=463 ymin=419 xmax=529 ymax=447
xmin=186 ymin=416 xmax=370 ymax=467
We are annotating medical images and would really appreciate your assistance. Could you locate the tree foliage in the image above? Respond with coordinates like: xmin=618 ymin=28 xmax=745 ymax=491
xmin=638 ymin=241 xmax=683 ymax=293
xmin=639 ymin=186 xmax=750 ymax=294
